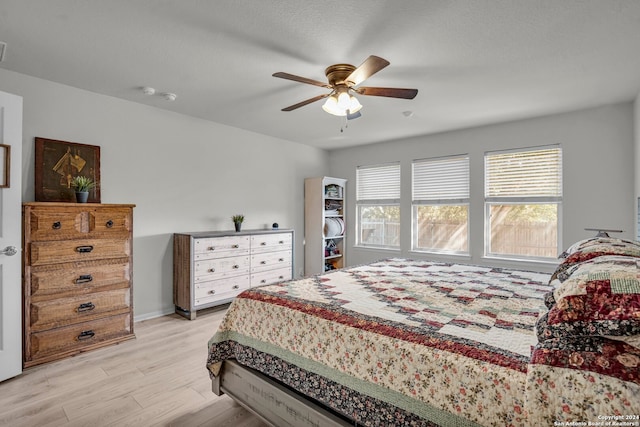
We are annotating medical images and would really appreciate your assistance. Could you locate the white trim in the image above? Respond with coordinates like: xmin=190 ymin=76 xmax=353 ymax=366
xmin=134 ymin=307 xmax=175 ymax=322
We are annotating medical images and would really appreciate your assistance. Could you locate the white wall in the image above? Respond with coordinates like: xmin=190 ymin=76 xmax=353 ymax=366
xmin=3 ymin=65 xmax=636 ymax=317
xmin=635 ymin=93 xmax=640 ymax=240
xmin=329 ymin=103 xmax=635 ymax=273
xmin=0 ymin=68 xmax=328 ymax=320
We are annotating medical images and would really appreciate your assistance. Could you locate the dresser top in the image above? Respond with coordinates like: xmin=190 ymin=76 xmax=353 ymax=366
xmin=24 ymin=202 xmax=136 ymax=208
xmin=175 ymin=229 xmax=293 ymax=238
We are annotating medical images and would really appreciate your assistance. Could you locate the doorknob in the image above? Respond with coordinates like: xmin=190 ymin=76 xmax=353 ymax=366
xmin=0 ymin=246 xmax=17 ymax=256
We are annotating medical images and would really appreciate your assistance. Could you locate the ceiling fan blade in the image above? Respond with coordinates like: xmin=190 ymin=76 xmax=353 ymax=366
xmin=346 ymin=55 xmax=390 ymax=86
xmin=356 ymin=86 xmax=418 ymax=99
xmin=273 ymin=72 xmax=331 ymax=88
xmin=281 ymin=93 xmax=330 ymax=111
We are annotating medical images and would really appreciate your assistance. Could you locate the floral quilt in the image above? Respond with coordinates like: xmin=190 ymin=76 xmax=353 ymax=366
xmin=526 ymin=336 xmax=640 ymax=425
xmin=207 ymin=258 xmax=554 ymax=426
xmin=529 ymin=247 xmax=640 ymax=425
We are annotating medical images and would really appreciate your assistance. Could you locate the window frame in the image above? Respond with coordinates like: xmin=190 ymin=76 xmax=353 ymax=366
xmin=484 ymin=145 xmax=563 ymax=261
xmin=411 ymin=155 xmax=470 ymax=255
xmin=355 ymin=162 xmax=401 ymax=250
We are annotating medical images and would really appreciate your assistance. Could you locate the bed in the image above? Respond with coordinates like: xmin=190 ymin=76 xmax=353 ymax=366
xmin=207 ymin=238 xmax=640 ymax=426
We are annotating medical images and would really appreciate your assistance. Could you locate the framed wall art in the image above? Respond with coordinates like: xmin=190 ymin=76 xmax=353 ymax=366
xmin=35 ymin=137 xmax=101 ymax=202
xmin=0 ymin=144 xmax=9 ymax=188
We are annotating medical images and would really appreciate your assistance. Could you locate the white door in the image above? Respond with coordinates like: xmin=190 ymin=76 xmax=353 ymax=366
xmin=0 ymin=90 xmax=23 ymax=382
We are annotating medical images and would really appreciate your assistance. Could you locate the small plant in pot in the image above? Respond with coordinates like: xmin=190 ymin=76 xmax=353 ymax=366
xmin=232 ymin=214 xmax=244 ymax=232
xmin=71 ymin=176 xmax=96 ymax=203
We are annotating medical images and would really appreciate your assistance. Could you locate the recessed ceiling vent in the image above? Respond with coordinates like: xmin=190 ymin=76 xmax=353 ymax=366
xmin=0 ymin=42 xmax=6 ymax=62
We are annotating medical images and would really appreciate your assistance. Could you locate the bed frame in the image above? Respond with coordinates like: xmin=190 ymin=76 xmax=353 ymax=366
xmin=212 ymin=360 xmax=352 ymax=427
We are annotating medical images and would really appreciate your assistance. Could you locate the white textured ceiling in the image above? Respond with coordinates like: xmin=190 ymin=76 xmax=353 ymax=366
xmin=1 ymin=1 xmax=640 ymax=150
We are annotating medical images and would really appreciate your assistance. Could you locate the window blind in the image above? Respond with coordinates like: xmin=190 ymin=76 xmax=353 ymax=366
xmin=356 ymin=163 xmax=400 ymax=201
xmin=413 ymin=156 xmax=469 ymax=201
xmin=485 ymin=147 xmax=562 ymax=198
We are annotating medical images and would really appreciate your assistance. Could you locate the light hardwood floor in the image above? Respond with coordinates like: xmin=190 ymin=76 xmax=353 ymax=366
xmin=0 ymin=306 xmax=269 ymax=427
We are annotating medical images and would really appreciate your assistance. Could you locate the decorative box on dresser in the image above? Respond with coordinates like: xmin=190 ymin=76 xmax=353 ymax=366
xmin=173 ymin=229 xmax=293 ymax=320
xmin=22 ymin=202 xmax=135 ymax=368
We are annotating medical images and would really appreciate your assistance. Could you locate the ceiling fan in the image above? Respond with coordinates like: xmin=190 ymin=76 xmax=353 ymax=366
xmin=273 ymin=55 xmax=418 ymax=119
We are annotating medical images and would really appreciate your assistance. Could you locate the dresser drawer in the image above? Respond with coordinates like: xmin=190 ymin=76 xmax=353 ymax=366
xmin=25 ymin=207 xmax=132 ymax=241
xmin=30 ymin=288 xmax=131 ymax=331
xmin=30 ymin=260 xmax=130 ymax=298
xmin=194 ymin=275 xmax=250 ymax=306
xmin=91 ymin=208 xmax=133 ymax=235
xmin=29 ymin=238 xmax=131 ymax=266
xmin=250 ymin=250 xmax=292 ymax=273
xmin=194 ymin=255 xmax=250 ymax=282
xmin=194 ymin=236 xmax=250 ymax=261
xmin=28 ymin=313 xmax=132 ymax=362
xmin=251 ymin=267 xmax=292 ymax=287
xmin=250 ymin=233 xmax=292 ymax=253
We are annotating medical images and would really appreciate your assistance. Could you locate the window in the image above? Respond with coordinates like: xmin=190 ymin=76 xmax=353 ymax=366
xmin=356 ymin=163 xmax=401 ymax=248
xmin=485 ymin=146 xmax=562 ymax=259
xmin=412 ymin=155 xmax=469 ymax=254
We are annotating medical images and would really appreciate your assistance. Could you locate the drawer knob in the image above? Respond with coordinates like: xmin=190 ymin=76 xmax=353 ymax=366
xmin=260 ymin=261 xmax=267 ymax=265
xmin=52 ymin=221 xmax=62 ymax=230
xmin=77 ymin=302 xmax=96 ymax=312
xmin=232 ymin=244 xmax=239 ymax=249
xmin=106 ymin=220 xmax=114 ymax=228
xmin=75 ymin=274 xmax=93 ymax=284
xmin=278 ymin=258 xmax=284 ymax=262
xmin=76 ymin=245 xmax=94 ymax=253
xmin=260 ymin=242 xmax=267 ymax=246
xmin=233 ymin=265 xmax=239 ymax=269
xmin=279 ymin=276 xmax=284 ymax=279
xmin=208 ymin=268 xmax=216 ymax=273
xmin=208 ymin=246 xmax=215 ymax=251
xmin=279 ymin=240 xmax=284 ymax=244
xmin=77 ymin=330 xmax=95 ymax=341
xmin=208 ymin=290 xmax=216 ymax=295
xmin=260 ymin=279 xmax=267 ymax=284
xmin=232 ymin=285 xmax=239 ymax=289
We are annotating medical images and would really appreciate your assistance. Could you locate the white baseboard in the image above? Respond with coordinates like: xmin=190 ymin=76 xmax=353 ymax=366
xmin=134 ymin=307 xmax=175 ymax=323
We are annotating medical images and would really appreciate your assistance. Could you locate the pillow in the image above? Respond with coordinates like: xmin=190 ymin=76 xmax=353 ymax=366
xmin=538 ymin=255 xmax=640 ymax=349
xmin=558 ymin=237 xmax=640 ymax=259
xmin=558 ymin=237 xmax=597 ymax=259
xmin=550 ymin=238 xmax=640 ymax=286
xmin=564 ymin=242 xmax=640 ymax=264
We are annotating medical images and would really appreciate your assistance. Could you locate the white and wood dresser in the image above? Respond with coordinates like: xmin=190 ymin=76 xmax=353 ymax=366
xmin=173 ymin=229 xmax=293 ymax=320
xmin=22 ymin=202 xmax=135 ymax=368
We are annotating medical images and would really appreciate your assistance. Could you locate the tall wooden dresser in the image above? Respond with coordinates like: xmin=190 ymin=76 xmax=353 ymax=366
xmin=173 ymin=229 xmax=293 ymax=319
xmin=22 ymin=202 xmax=135 ymax=368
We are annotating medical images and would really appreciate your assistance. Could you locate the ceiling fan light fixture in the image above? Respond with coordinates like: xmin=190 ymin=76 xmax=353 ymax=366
xmin=337 ymin=91 xmax=351 ymax=110
xmin=323 ymin=89 xmax=362 ymax=117
xmin=322 ymin=95 xmax=346 ymax=116
xmin=348 ymin=96 xmax=362 ymax=114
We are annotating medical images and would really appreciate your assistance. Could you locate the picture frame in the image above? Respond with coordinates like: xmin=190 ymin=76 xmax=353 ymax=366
xmin=0 ymin=144 xmax=9 ymax=188
xmin=35 ymin=137 xmax=101 ymax=202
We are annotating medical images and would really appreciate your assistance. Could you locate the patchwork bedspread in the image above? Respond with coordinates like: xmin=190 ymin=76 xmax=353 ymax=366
xmin=208 ymin=258 xmax=560 ymax=426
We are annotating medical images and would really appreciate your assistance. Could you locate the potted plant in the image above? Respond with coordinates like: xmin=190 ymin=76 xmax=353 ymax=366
xmin=232 ymin=214 xmax=244 ymax=232
xmin=71 ymin=176 xmax=96 ymax=203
